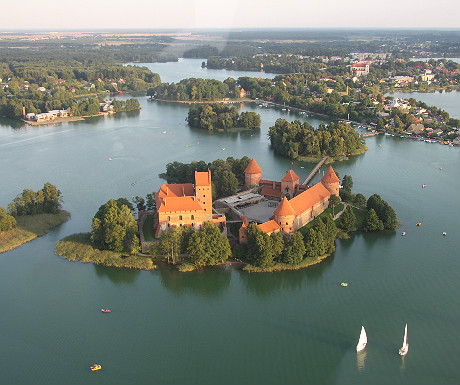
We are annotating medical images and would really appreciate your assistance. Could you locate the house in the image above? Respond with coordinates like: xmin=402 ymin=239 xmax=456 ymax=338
xmin=240 ymin=88 xmax=247 ymax=98
xmin=239 ymin=159 xmax=340 ymax=240
xmin=421 ymin=70 xmax=435 ymax=82
xmin=350 ymin=62 xmax=370 ymax=76
xmin=154 ymin=170 xmax=226 ymax=237
xmin=37 ymin=86 xmax=46 ymax=92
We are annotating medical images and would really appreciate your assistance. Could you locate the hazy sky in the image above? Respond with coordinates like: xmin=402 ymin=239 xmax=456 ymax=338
xmin=3 ymin=0 xmax=460 ymax=30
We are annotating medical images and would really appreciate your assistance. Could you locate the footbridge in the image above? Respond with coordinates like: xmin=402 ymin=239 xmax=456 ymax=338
xmin=301 ymin=156 xmax=329 ymax=185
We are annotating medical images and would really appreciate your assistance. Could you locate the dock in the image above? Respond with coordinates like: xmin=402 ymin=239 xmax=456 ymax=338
xmin=301 ymin=156 xmax=329 ymax=185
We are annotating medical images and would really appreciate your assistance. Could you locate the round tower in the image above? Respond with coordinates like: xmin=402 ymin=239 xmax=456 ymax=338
xmin=273 ymin=197 xmax=296 ymax=233
xmin=244 ymin=158 xmax=262 ymax=188
xmin=321 ymin=166 xmax=340 ymax=196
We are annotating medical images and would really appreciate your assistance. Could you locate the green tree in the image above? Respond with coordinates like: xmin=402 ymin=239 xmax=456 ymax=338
xmin=304 ymin=228 xmax=323 ymax=258
xmin=132 ymin=196 xmax=146 ymax=212
xmin=354 ymin=193 xmax=367 ymax=207
xmin=91 ymin=199 xmax=139 ymax=252
xmin=187 ymin=222 xmax=231 ymax=266
xmin=281 ymin=232 xmax=305 ymax=264
xmin=339 ymin=205 xmax=356 ymax=231
xmin=363 ymin=208 xmax=384 ymax=231
xmin=0 ymin=206 xmax=16 ymax=231
xmin=245 ymin=223 xmax=275 ymax=268
xmin=342 ymin=175 xmax=353 ymax=192
xmin=329 ymin=194 xmax=341 ymax=216
xmin=41 ymin=182 xmax=62 ymax=214
xmin=159 ymin=226 xmax=183 ymax=264
xmin=321 ymin=214 xmax=337 ymax=254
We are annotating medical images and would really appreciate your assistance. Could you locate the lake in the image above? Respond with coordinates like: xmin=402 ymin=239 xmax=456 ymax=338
xmin=0 ymin=59 xmax=459 ymax=385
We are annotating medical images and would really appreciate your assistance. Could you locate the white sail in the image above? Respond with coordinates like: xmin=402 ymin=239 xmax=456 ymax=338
xmin=399 ymin=324 xmax=409 ymax=356
xmin=356 ymin=326 xmax=367 ymax=352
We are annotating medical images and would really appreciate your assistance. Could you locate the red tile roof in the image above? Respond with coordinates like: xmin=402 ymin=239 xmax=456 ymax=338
xmin=274 ymin=196 xmax=296 ymax=216
xmin=157 ymin=196 xmax=203 ymax=213
xmin=157 ymin=183 xmax=195 ymax=201
xmin=261 ymin=186 xmax=282 ymax=198
xmin=195 ymin=170 xmax=211 ymax=186
xmin=321 ymin=166 xmax=340 ymax=184
xmin=289 ymin=183 xmax=331 ymax=216
xmin=281 ymin=169 xmax=300 ymax=182
xmin=244 ymin=158 xmax=262 ymax=174
xmin=258 ymin=220 xmax=281 ymax=233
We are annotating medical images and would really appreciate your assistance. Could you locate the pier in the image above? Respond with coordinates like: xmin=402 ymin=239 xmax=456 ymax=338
xmin=301 ymin=156 xmax=329 ymax=185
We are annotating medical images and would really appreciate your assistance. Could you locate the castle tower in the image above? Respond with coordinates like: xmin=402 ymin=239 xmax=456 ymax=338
xmin=239 ymin=216 xmax=249 ymax=243
xmin=321 ymin=166 xmax=340 ymax=196
xmin=195 ymin=170 xmax=213 ymax=221
xmin=244 ymin=158 xmax=262 ymax=188
xmin=273 ymin=197 xmax=296 ymax=233
xmin=281 ymin=170 xmax=300 ymax=199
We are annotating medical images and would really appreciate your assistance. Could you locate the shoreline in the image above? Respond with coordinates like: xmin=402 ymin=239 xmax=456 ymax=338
xmin=0 ymin=210 xmax=70 ymax=253
xmin=21 ymin=113 xmax=109 ymax=126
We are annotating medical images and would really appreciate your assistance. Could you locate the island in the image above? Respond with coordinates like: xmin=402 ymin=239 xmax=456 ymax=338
xmin=56 ymin=157 xmax=398 ymax=273
xmin=187 ymin=103 xmax=261 ymax=131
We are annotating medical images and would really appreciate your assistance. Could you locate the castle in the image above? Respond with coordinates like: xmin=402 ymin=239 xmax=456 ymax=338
xmin=154 ymin=170 xmax=226 ymax=237
xmin=239 ymin=159 xmax=340 ymax=241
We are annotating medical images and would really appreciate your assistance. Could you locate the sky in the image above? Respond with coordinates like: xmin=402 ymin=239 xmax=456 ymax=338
xmin=2 ymin=0 xmax=460 ymax=30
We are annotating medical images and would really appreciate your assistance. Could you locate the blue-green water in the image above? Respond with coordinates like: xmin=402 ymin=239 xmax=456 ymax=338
xmin=0 ymin=60 xmax=459 ymax=385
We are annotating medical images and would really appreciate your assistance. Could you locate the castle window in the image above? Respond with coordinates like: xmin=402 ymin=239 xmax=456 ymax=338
xmin=167 ymin=216 xmax=170 ymax=221
xmin=191 ymin=215 xmax=194 ymax=220
xmin=286 ymin=222 xmax=288 ymax=225
xmin=203 ymin=195 xmax=206 ymax=197
xmin=179 ymin=215 xmax=183 ymax=220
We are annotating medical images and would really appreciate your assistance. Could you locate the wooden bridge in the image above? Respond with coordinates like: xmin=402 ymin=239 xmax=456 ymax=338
xmin=301 ymin=156 xmax=329 ymax=186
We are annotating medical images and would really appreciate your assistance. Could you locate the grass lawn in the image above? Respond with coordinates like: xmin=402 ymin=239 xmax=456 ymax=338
xmin=298 ymin=203 xmax=344 ymax=236
xmin=142 ymin=215 xmax=155 ymax=241
xmin=0 ymin=210 xmax=70 ymax=253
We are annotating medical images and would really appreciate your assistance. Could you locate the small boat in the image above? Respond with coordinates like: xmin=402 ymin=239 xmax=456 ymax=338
xmin=399 ymin=324 xmax=409 ymax=356
xmin=101 ymin=309 xmax=111 ymax=313
xmin=416 ymin=222 xmax=421 ymax=226
xmin=356 ymin=326 xmax=367 ymax=352
xmin=162 ymin=131 xmax=166 ymax=134
xmin=341 ymin=282 xmax=348 ymax=287
xmin=401 ymin=232 xmax=406 ymax=236
xmin=442 ymin=232 xmax=447 ymax=236
xmin=91 ymin=364 xmax=102 ymax=371
xmin=422 ymin=184 xmax=427 ymax=188
xmin=439 ymin=167 xmax=443 ymax=170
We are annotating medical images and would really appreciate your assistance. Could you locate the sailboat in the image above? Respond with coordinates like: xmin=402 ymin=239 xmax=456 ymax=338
xmin=399 ymin=324 xmax=409 ymax=356
xmin=356 ymin=326 xmax=367 ymax=352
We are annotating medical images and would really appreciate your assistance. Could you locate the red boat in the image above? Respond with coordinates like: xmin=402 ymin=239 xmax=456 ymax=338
xmin=101 ymin=309 xmax=111 ymax=313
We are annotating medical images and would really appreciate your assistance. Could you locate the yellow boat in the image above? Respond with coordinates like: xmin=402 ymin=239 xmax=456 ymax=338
xmin=91 ymin=364 xmax=102 ymax=371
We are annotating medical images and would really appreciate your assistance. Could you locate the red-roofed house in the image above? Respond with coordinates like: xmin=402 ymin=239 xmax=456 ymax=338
xmin=350 ymin=62 xmax=370 ymax=76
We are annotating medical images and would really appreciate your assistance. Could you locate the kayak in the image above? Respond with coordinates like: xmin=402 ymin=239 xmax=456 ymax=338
xmin=91 ymin=364 xmax=102 ymax=371
xmin=101 ymin=309 xmax=111 ymax=313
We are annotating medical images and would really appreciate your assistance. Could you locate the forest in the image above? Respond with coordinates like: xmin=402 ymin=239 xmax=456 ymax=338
xmin=187 ymin=104 xmax=261 ymax=130
xmin=268 ymin=119 xmax=366 ymax=159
